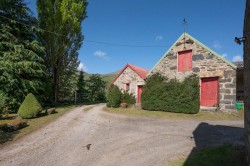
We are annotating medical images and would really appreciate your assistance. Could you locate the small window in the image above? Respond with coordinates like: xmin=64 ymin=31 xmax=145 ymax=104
xmin=178 ymin=50 xmax=192 ymax=72
xmin=125 ymin=83 xmax=130 ymax=91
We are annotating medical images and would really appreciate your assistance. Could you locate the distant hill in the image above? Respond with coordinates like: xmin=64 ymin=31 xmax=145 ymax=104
xmin=76 ymin=70 xmax=120 ymax=86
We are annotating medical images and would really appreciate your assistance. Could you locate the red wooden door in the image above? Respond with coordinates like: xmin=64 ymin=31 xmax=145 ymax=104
xmin=200 ymin=77 xmax=219 ymax=106
xmin=137 ymin=85 xmax=143 ymax=103
xmin=178 ymin=50 xmax=192 ymax=72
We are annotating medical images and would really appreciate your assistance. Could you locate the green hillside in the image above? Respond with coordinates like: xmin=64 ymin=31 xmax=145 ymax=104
xmin=76 ymin=70 xmax=120 ymax=86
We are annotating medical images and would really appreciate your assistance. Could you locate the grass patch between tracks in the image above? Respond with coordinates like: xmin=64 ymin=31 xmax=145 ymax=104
xmin=103 ymin=107 xmax=244 ymax=120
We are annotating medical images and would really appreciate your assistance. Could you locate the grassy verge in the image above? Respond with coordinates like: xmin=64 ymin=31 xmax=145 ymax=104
xmin=104 ymin=107 xmax=244 ymax=120
xmin=0 ymin=105 xmax=80 ymax=146
xmin=171 ymin=144 xmax=246 ymax=166
xmin=83 ymin=106 xmax=95 ymax=112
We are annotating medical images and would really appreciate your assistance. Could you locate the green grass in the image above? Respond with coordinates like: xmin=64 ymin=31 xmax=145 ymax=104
xmin=171 ymin=144 xmax=246 ymax=166
xmin=83 ymin=106 xmax=95 ymax=112
xmin=0 ymin=105 xmax=79 ymax=146
xmin=104 ymin=107 xmax=244 ymax=120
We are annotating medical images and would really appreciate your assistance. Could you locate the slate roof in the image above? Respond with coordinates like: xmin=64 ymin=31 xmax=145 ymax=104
xmin=233 ymin=61 xmax=244 ymax=69
xmin=111 ymin=64 xmax=148 ymax=84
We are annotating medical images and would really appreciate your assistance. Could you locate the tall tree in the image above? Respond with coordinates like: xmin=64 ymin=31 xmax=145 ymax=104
xmin=0 ymin=0 xmax=46 ymax=112
xmin=77 ymin=70 xmax=86 ymax=92
xmin=36 ymin=0 xmax=88 ymax=102
xmin=76 ymin=70 xmax=88 ymax=102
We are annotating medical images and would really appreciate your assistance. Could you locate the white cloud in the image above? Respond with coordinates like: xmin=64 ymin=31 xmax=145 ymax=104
xmin=77 ymin=62 xmax=87 ymax=71
xmin=213 ymin=41 xmax=222 ymax=49
xmin=221 ymin=53 xmax=227 ymax=58
xmin=155 ymin=35 xmax=163 ymax=41
xmin=232 ymin=55 xmax=243 ymax=62
xmin=93 ymin=50 xmax=107 ymax=57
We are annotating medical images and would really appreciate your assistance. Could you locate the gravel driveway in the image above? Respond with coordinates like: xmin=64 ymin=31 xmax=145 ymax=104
xmin=0 ymin=104 xmax=244 ymax=166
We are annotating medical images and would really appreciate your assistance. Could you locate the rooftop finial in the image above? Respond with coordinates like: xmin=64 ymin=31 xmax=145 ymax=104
xmin=182 ymin=18 xmax=188 ymax=34
xmin=182 ymin=18 xmax=188 ymax=50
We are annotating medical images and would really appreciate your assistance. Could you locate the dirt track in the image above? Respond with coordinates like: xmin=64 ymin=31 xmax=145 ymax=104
xmin=0 ymin=105 xmax=244 ymax=166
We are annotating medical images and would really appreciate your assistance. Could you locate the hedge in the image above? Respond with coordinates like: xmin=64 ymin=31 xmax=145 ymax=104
xmin=141 ymin=73 xmax=200 ymax=114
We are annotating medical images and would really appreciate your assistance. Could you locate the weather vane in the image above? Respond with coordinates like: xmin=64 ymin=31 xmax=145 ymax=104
xmin=182 ymin=18 xmax=188 ymax=50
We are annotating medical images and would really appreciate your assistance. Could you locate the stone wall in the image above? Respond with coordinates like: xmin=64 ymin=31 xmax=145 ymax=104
xmin=113 ymin=67 xmax=145 ymax=101
xmin=150 ymin=35 xmax=236 ymax=111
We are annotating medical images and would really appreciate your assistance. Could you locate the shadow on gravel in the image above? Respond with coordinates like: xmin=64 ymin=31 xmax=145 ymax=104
xmin=182 ymin=122 xmax=246 ymax=166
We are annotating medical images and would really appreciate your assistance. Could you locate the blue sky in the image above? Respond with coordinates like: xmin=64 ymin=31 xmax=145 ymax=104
xmin=26 ymin=0 xmax=245 ymax=74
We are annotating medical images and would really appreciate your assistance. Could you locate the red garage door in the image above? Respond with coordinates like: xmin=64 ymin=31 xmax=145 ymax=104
xmin=200 ymin=77 xmax=219 ymax=106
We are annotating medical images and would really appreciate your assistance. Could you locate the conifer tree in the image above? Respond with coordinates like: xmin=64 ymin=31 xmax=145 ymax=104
xmin=0 ymin=0 xmax=46 ymax=112
xmin=76 ymin=70 xmax=88 ymax=102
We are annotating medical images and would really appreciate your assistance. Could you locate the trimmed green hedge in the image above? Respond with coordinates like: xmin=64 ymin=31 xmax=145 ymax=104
xmin=17 ymin=93 xmax=43 ymax=118
xmin=141 ymin=73 xmax=200 ymax=114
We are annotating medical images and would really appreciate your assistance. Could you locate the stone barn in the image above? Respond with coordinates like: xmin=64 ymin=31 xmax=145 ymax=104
xmin=148 ymin=33 xmax=237 ymax=112
xmin=111 ymin=64 xmax=148 ymax=103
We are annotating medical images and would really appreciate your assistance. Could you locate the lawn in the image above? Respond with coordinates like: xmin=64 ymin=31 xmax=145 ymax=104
xmin=171 ymin=144 xmax=246 ymax=166
xmin=104 ymin=107 xmax=244 ymax=120
xmin=0 ymin=105 xmax=81 ymax=146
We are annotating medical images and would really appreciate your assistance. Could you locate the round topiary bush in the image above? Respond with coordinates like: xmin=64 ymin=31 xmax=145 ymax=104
xmin=17 ymin=93 xmax=43 ymax=119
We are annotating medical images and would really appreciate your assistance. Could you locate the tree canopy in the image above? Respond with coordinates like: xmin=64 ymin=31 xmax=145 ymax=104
xmin=36 ymin=0 xmax=88 ymax=102
xmin=0 ymin=0 xmax=46 ymax=112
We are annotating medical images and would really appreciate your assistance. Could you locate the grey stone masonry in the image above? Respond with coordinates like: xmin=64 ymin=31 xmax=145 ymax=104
xmin=150 ymin=35 xmax=236 ymax=112
xmin=113 ymin=67 xmax=145 ymax=101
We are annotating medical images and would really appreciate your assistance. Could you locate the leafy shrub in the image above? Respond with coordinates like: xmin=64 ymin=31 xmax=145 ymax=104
xmin=106 ymin=85 xmax=122 ymax=108
xmin=17 ymin=93 xmax=43 ymax=118
xmin=121 ymin=91 xmax=136 ymax=106
xmin=141 ymin=74 xmax=199 ymax=114
xmin=0 ymin=117 xmax=27 ymax=132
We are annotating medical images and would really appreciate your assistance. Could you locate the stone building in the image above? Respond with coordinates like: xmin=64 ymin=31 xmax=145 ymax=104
xmin=233 ymin=61 xmax=244 ymax=101
xmin=148 ymin=33 xmax=237 ymax=112
xmin=111 ymin=64 xmax=148 ymax=103
xmin=244 ymin=0 xmax=250 ymax=163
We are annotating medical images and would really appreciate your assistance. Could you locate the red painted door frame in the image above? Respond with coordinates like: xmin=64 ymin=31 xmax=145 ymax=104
xmin=137 ymin=85 xmax=143 ymax=103
xmin=200 ymin=77 xmax=219 ymax=106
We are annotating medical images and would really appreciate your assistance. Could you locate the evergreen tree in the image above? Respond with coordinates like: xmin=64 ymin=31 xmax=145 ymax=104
xmin=76 ymin=70 xmax=88 ymax=102
xmin=0 ymin=0 xmax=46 ymax=112
xmin=77 ymin=70 xmax=86 ymax=92
xmin=36 ymin=0 xmax=88 ymax=103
